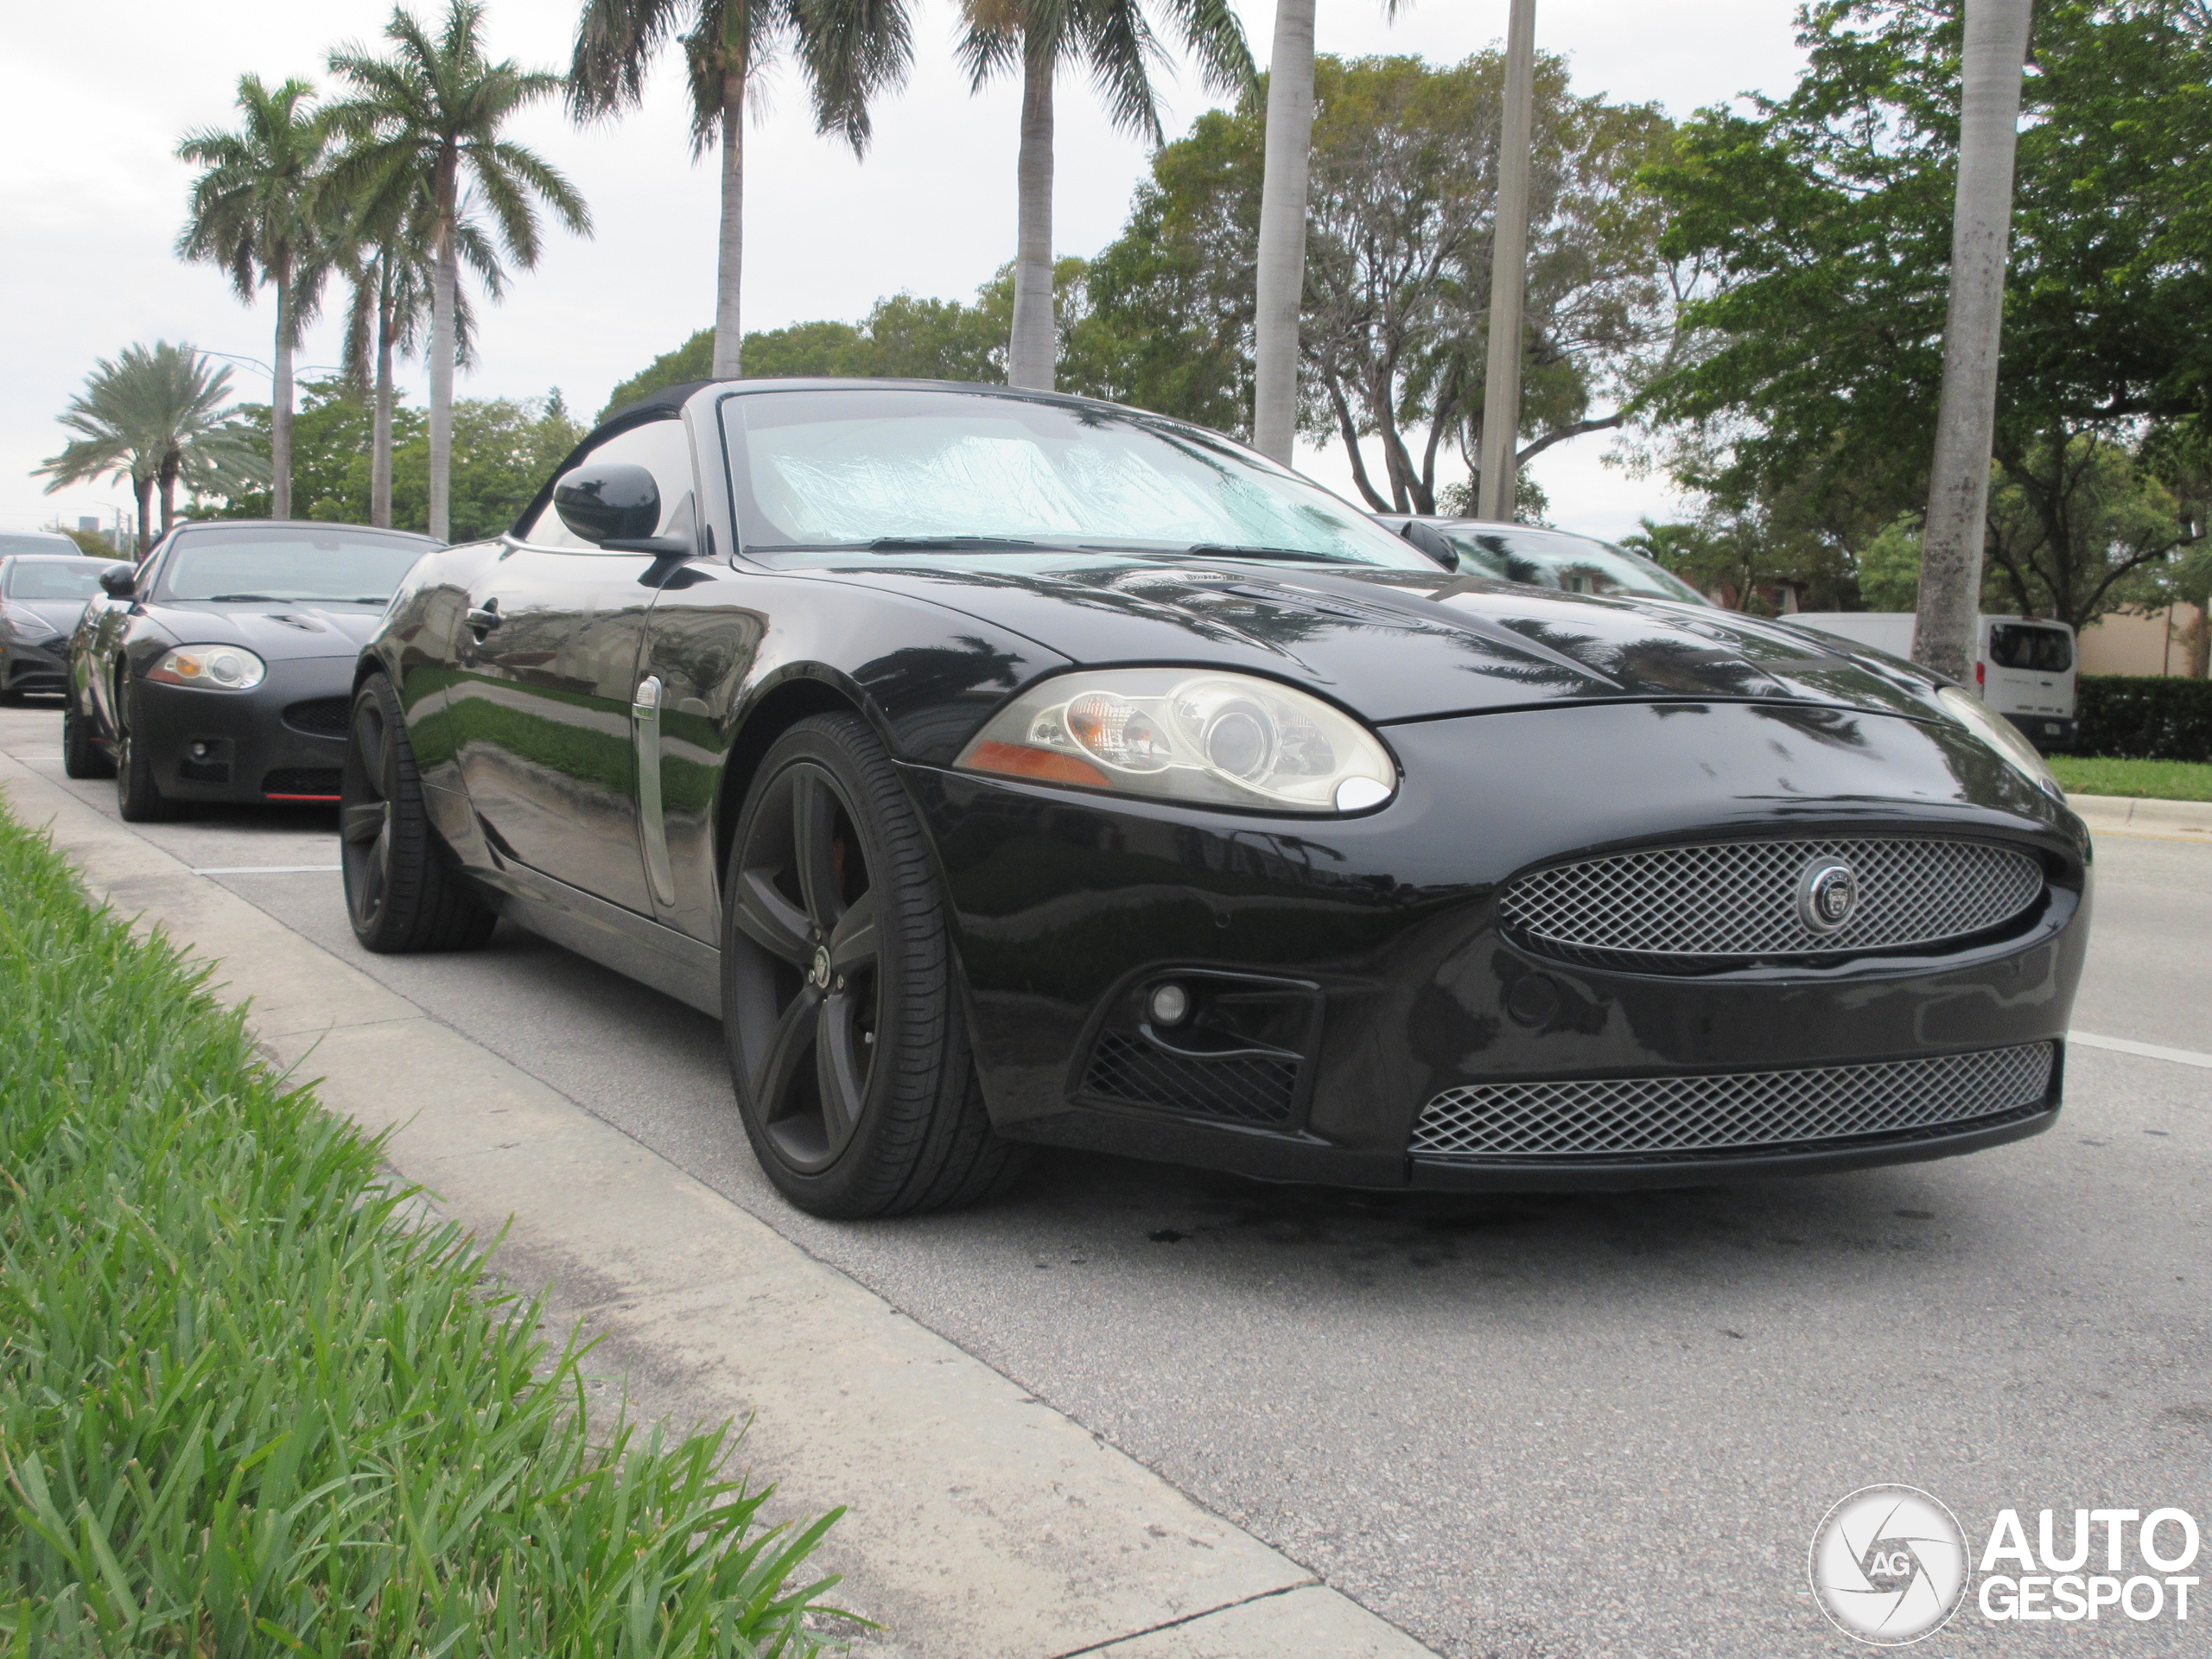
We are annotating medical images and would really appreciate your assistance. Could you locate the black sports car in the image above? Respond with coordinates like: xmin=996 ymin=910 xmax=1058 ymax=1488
xmin=0 ymin=551 xmax=109 ymax=699
xmin=66 ymin=518 xmax=441 ymax=819
xmin=344 ymin=379 xmax=2089 ymax=1218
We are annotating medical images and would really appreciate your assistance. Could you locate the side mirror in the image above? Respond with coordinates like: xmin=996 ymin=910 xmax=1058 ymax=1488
xmin=98 ymin=563 xmax=137 ymax=599
xmin=554 ymin=462 xmax=660 ymax=545
xmin=1401 ymin=520 xmax=1460 ymax=571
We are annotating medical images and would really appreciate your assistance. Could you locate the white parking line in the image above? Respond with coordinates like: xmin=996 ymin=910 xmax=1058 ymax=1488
xmin=192 ymin=864 xmax=343 ymax=875
xmin=2070 ymin=1030 xmax=2212 ymax=1071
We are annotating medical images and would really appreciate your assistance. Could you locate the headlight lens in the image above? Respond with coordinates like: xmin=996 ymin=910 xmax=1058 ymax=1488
xmin=1936 ymin=685 xmax=2062 ymax=799
xmin=956 ymin=668 xmax=1398 ymax=813
xmin=147 ymin=644 xmax=267 ymax=691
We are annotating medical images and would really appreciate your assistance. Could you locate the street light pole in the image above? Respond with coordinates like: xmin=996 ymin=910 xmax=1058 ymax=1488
xmin=1914 ymin=0 xmax=2034 ymax=683
xmin=1475 ymin=0 xmax=1537 ymax=522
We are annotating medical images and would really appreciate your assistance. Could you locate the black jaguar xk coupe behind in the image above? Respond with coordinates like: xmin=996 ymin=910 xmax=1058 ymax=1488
xmin=67 ymin=519 xmax=440 ymax=819
xmin=340 ymin=379 xmax=2090 ymax=1217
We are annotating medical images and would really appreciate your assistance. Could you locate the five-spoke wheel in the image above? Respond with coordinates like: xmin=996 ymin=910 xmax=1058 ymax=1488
xmin=722 ymin=713 xmax=1027 ymax=1217
xmin=340 ymin=675 xmax=497 ymax=953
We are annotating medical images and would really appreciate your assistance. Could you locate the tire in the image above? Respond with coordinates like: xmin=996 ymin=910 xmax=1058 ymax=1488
xmin=721 ymin=712 xmax=1029 ymax=1218
xmin=340 ymin=674 xmax=498 ymax=953
xmin=114 ymin=685 xmax=181 ymax=822
xmin=63 ymin=696 xmax=114 ymax=779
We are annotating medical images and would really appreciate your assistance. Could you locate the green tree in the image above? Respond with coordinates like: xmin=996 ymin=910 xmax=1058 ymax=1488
xmin=35 ymin=343 xmax=266 ymax=553
xmin=192 ymin=378 xmax=581 ymax=543
xmin=957 ymin=0 xmax=1252 ymax=391
xmin=1640 ymin=1 xmax=2212 ymax=628
xmin=326 ymin=1 xmax=590 ymax=543
xmin=569 ymin=0 xmax=916 ymax=380
xmin=176 ymin=74 xmax=334 ymax=521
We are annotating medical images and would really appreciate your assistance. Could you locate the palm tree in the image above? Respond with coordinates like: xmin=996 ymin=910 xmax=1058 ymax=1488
xmin=961 ymin=0 xmax=1252 ymax=392
xmin=177 ymin=75 xmax=335 ymax=520
xmin=1251 ymin=0 xmax=1408 ymax=461
xmin=35 ymin=343 xmax=268 ymax=552
xmin=569 ymin=0 xmax=916 ymax=379
xmin=325 ymin=1 xmax=590 ymax=542
xmin=337 ymin=200 xmax=480 ymax=527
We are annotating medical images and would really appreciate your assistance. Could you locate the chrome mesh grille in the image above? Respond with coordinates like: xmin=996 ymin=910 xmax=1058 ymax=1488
xmin=1497 ymin=837 xmax=2043 ymax=962
xmin=1411 ymin=1042 xmax=2055 ymax=1160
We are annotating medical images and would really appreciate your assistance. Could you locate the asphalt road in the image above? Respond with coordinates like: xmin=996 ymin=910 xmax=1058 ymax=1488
xmin=8 ymin=698 xmax=2206 ymax=1659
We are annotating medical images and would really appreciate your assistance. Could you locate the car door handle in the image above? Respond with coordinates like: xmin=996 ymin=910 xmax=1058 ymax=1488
xmin=466 ymin=601 xmax=502 ymax=633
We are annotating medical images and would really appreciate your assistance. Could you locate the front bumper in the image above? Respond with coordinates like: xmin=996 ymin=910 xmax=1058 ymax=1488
xmin=2002 ymin=711 xmax=2075 ymax=753
xmin=908 ymin=699 xmax=2091 ymax=1190
xmin=2 ymin=637 xmax=71 ymax=695
xmin=127 ymin=656 xmax=355 ymax=802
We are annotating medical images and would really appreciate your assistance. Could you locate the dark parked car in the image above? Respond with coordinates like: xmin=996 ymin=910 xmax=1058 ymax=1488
xmin=342 ymin=379 xmax=2088 ymax=1218
xmin=0 ymin=552 xmax=109 ymax=699
xmin=1374 ymin=513 xmax=1713 ymax=606
xmin=66 ymin=518 xmax=440 ymax=819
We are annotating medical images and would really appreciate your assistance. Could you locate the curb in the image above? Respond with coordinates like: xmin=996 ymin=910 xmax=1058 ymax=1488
xmin=0 ymin=753 xmax=1438 ymax=1659
xmin=2067 ymin=791 xmax=2212 ymax=836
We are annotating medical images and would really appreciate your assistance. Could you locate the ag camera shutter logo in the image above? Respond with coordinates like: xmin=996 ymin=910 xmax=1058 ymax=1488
xmin=1809 ymin=1485 xmax=1970 ymax=1645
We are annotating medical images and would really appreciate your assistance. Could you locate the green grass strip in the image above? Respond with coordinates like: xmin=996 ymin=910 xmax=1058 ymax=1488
xmin=0 ymin=798 xmax=853 ymax=1656
xmin=2050 ymin=754 xmax=2212 ymax=803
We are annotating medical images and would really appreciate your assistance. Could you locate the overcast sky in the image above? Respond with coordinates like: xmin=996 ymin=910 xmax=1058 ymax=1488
xmin=3 ymin=0 xmax=1807 ymax=543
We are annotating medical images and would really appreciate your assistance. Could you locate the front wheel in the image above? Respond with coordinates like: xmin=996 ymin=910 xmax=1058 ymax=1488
xmin=721 ymin=713 xmax=1027 ymax=1218
xmin=113 ymin=688 xmax=179 ymax=822
xmin=340 ymin=675 xmax=497 ymax=952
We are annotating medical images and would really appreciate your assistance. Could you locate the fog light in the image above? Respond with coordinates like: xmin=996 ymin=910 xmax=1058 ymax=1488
xmin=188 ymin=741 xmax=212 ymax=760
xmin=1147 ymin=982 xmax=1191 ymax=1027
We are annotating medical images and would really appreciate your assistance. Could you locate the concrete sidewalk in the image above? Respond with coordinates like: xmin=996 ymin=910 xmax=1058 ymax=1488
xmin=2 ymin=753 xmax=1436 ymax=1659
xmin=2069 ymin=790 xmax=2212 ymax=837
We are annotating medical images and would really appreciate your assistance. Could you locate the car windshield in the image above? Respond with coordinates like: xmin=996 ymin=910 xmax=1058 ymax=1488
xmin=1436 ymin=524 xmax=1710 ymax=605
xmin=0 ymin=534 xmax=83 ymax=558
xmin=3 ymin=559 xmax=105 ymax=600
xmin=156 ymin=527 xmax=432 ymax=603
xmin=721 ymin=387 xmax=1433 ymax=569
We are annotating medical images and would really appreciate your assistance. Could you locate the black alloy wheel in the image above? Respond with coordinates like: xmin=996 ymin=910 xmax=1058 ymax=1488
xmin=113 ymin=686 xmax=179 ymax=823
xmin=722 ymin=713 xmax=1027 ymax=1217
xmin=63 ymin=696 xmax=114 ymax=779
xmin=340 ymin=675 xmax=497 ymax=953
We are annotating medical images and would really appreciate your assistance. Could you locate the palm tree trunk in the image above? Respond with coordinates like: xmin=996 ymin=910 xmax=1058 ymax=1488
xmin=133 ymin=474 xmax=156 ymax=557
xmin=372 ymin=276 xmax=396 ymax=529
xmin=429 ymin=161 xmax=459 ymax=543
xmin=271 ymin=276 xmax=295 ymax=520
xmin=1007 ymin=40 xmax=1057 ymax=391
xmin=1251 ymin=0 xmax=1316 ymax=461
xmin=1476 ymin=0 xmax=1538 ymax=521
xmin=712 ymin=63 xmax=747 ymax=379
xmin=1914 ymin=0 xmax=2033 ymax=683
xmin=158 ymin=451 xmax=181 ymax=540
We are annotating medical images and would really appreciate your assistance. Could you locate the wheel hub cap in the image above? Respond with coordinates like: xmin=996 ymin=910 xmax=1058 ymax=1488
xmin=810 ymin=945 xmax=832 ymax=988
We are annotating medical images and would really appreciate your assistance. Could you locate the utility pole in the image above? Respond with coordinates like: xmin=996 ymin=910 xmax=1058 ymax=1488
xmin=1914 ymin=0 xmax=2033 ymax=683
xmin=1251 ymin=0 xmax=1318 ymax=464
xmin=1475 ymin=0 xmax=1537 ymax=521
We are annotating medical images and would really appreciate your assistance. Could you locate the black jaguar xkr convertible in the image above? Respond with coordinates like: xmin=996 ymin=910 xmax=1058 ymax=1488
xmin=341 ymin=380 xmax=2090 ymax=1217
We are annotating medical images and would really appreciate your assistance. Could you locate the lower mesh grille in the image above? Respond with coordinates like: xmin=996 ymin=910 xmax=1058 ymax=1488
xmin=263 ymin=767 xmax=343 ymax=798
xmin=1412 ymin=1042 xmax=2056 ymax=1159
xmin=283 ymin=696 xmax=352 ymax=737
xmin=1084 ymin=1032 xmax=1299 ymax=1126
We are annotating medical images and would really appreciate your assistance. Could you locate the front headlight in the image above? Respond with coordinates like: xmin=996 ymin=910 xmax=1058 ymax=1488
xmin=1936 ymin=686 xmax=2062 ymax=800
xmin=956 ymin=668 xmax=1398 ymax=813
xmin=147 ymin=644 xmax=267 ymax=691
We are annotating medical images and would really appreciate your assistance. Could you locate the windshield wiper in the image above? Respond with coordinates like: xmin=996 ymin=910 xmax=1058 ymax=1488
xmin=1173 ymin=543 xmax=1358 ymax=565
xmin=203 ymin=592 xmax=283 ymax=601
xmin=863 ymin=535 xmax=1048 ymax=552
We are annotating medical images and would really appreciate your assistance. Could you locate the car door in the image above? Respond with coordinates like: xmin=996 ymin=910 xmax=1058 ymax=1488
xmin=446 ymin=416 xmax=698 ymax=913
xmin=83 ymin=534 xmax=173 ymax=736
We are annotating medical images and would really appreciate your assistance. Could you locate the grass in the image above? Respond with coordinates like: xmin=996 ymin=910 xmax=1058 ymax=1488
xmin=0 ymin=801 xmax=854 ymax=1656
xmin=2050 ymin=754 xmax=2212 ymax=802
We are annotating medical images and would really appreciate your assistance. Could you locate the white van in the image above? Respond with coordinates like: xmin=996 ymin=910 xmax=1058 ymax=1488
xmin=1789 ymin=613 xmax=2077 ymax=751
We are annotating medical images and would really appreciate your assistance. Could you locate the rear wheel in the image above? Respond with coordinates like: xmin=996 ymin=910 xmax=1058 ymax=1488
xmin=63 ymin=696 xmax=113 ymax=779
xmin=113 ymin=687 xmax=180 ymax=822
xmin=722 ymin=713 xmax=1028 ymax=1217
xmin=340 ymin=674 xmax=497 ymax=952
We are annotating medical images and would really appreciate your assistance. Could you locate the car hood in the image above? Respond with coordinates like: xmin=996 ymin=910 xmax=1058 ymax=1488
xmin=791 ymin=555 xmax=1946 ymax=723
xmin=145 ymin=601 xmax=387 ymax=661
xmin=10 ymin=598 xmax=92 ymax=639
